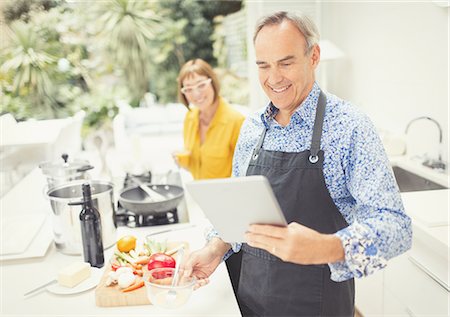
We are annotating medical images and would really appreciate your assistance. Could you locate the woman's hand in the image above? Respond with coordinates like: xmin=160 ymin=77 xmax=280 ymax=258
xmin=245 ymin=222 xmax=345 ymax=265
xmin=172 ymin=150 xmax=191 ymax=169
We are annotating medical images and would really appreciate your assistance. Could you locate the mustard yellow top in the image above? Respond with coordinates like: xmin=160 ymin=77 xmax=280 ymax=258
xmin=179 ymin=97 xmax=245 ymax=179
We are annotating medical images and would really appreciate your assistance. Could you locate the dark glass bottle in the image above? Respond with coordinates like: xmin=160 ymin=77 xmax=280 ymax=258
xmin=79 ymin=183 xmax=104 ymax=268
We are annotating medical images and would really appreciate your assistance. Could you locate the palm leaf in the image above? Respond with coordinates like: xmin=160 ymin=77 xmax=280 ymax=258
xmin=92 ymin=0 xmax=162 ymax=100
xmin=1 ymin=21 xmax=56 ymax=108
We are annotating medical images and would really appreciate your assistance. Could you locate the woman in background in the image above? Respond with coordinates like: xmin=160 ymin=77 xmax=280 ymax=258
xmin=173 ymin=58 xmax=245 ymax=179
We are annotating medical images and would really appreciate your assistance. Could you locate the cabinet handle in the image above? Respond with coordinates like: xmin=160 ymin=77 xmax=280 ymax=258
xmin=408 ymin=256 xmax=449 ymax=292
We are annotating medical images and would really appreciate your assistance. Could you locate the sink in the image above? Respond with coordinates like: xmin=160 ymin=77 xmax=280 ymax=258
xmin=392 ymin=166 xmax=447 ymax=192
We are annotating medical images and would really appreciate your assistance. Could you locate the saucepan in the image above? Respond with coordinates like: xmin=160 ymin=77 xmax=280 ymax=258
xmin=119 ymin=183 xmax=184 ymax=214
xmin=46 ymin=180 xmax=116 ymax=255
xmin=39 ymin=153 xmax=94 ymax=189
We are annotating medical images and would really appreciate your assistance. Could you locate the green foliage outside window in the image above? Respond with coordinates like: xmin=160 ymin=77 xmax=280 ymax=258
xmin=0 ymin=0 xmax=245 ymax=131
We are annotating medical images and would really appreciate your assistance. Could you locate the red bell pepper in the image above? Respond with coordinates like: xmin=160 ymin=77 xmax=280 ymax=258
xmin=147 ymin=253 xmax=176 ymax=271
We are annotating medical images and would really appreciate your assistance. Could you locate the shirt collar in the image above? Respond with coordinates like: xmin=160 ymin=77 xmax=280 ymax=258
xmin=260 ymin=82 xmax=321 ymax=128
xmin=201 ymin=96 xmax=229 ymax=128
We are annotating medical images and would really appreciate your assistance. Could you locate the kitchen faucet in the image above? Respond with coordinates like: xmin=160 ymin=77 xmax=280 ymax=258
xmin=405 ymin=116 xmax=446 ymax=170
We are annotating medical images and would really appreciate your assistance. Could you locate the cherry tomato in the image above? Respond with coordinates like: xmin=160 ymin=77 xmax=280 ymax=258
xmin=110 ymin=259 xmax=122 ymax=271
xmin=147 ymin=253 xmax=176 ymax=271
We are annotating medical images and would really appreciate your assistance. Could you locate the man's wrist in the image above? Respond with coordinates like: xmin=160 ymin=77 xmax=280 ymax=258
xmin=323 ymin=234 xmax=345 ymax=263
xmin=207 ymin=237 xmax=232 ymax=258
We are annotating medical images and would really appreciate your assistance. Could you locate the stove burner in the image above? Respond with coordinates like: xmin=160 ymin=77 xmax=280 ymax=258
xmin=115 ymin=170 xmax=183 ymax=227
xmin=114 ymin=206 xmax=179 ymax=228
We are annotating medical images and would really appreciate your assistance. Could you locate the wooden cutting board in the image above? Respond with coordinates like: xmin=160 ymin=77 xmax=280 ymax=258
xmin=95 ymin=241 xmax=189 ymax=307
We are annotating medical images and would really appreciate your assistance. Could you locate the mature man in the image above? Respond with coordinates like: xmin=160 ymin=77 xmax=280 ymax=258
xmin=184 ymin=11 xmax=412 ymax=316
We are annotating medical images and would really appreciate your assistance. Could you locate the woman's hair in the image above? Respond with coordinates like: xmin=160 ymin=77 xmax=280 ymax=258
xmin=253 ymin=11 xmax=320 ymax=55
xmin=177 ymin=58 xmax=220 ymax=109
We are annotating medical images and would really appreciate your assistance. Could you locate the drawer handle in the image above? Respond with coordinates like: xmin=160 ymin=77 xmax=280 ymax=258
xmin=408 ymin=256 xmax=449 ymax=292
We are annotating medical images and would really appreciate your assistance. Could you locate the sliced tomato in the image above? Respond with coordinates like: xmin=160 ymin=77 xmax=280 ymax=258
xmin=150 ymin=267 xmax=174 ymax=280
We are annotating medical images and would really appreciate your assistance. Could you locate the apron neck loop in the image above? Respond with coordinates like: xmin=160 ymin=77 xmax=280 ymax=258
xmin=251 ymin=127 xmax=268 ymax=161
xmin=309 ymin=91 xmax=327 ymax=164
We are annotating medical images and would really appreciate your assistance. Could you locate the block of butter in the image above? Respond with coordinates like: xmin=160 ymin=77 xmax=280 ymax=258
xmin=57 ymin=262 xmax=91 ymax=288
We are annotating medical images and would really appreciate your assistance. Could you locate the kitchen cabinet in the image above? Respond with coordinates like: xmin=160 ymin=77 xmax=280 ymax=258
xmin=357 ymin=242 xmax=449 ymax=317
xmin=355 ymin=272 xmax=383 ymax=315
xmin=383 ymin=288 xmax=408 ymax=316
xmin=384 ymin=253 xmax=449 ymax=316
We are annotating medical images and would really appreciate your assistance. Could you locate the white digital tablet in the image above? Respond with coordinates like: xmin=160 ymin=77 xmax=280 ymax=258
xmin=185 ymin=175 xmax=287 ymax=242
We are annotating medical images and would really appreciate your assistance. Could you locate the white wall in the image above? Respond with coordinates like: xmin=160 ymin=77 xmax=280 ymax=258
xmin=322 ymin=1 xmax=449 ymax=161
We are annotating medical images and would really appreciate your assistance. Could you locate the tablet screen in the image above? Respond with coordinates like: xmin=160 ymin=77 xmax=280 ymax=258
xmin=185 ymin=175 xmax=287 ymax=242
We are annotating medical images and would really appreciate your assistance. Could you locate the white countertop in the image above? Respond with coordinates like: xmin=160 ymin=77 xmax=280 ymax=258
xmin=0 ymin=168 xmax=241 ymax=316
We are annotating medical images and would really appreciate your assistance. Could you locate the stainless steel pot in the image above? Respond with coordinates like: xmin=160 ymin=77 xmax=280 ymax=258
xmin=119 ymin=183 xmax=184 ymax=214
xmin=46 ymin=180 xmax=116 ymax=255
xmin=39 ymin=153 xmax=94 ymax=189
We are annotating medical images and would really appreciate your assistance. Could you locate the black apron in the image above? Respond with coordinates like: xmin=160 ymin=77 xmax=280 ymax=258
xmin=236 ymin=92 xmax=355 ymax=316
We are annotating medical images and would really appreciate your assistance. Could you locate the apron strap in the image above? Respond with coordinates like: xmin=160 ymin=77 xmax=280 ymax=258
xmin=309 ymin=91 xmax=327 ymax=164
xmin=251 ymin=126 xmax=267 ymax=161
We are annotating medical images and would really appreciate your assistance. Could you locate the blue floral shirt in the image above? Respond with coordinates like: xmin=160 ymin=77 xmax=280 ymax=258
xmin=207 ymin=82 xmax=412 ymax=282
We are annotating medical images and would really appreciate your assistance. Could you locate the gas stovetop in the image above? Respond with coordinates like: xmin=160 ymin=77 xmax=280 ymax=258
xmin=114 ymin=205 xmax=179 ymax=228
xmin=114 ymin=170 xmax=189 ymax=228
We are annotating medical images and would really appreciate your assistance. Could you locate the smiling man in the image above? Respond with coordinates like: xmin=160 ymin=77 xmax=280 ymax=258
xmin=183 ymin=11 xmax=412 ymax=317
xmin=254 ymin=19 xmax=318 ymax=127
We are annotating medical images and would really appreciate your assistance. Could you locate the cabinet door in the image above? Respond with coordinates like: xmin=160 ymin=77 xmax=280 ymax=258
xmin=355 ymin=271 xmax=384 ymax=316
xmin=384 ymin=253 xmax=449 ymax=316
xmin=384 ymin=288 xmax=408 ymax=316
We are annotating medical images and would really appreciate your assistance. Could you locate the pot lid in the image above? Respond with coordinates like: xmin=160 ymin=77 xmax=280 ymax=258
xmin=39 ymin=153 xmax=93 ymax=177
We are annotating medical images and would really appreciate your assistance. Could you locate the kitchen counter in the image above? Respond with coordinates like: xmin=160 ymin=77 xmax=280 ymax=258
xmin=0 ymin=168 xmax=241 ymax=316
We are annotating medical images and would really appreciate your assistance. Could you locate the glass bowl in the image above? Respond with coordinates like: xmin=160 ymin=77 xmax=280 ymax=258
xmin=145 ymin=267 xmax=196 ymax=309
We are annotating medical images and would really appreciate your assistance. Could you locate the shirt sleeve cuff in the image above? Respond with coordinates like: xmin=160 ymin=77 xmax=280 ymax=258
xmin=223 ymin=242 xmax=242 ymax=261
xmin=329 ymin=222 xmax=387 ymax=282
xmin=204 ymin=226 xmax=219 ymax=242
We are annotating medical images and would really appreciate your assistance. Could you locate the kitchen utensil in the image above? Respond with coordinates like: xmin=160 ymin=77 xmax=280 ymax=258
xmin=24 ymin=279 xmax=57 ymax=297
xmin=118 ymin=184 xmax=184 ymax=214
xmin=39 ymin=153 xmax=94 ymax=189
xmin=46 ymin=180 xmax=116 ymax=255
xmin=145 ymin=267 xmax=196 ymax=309
xmin=128 ymin=175 xmax=167 ymax=201
xmin=167 ymin=246 xmax=184 ymax=302
xmin=124 ymin=172 xmax=152 ymax=189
